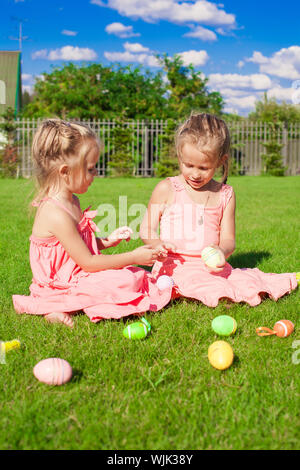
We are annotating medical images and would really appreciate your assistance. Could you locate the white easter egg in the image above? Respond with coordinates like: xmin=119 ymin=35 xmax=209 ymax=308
xmin=156 ymin=275 xmax=174 ymax=290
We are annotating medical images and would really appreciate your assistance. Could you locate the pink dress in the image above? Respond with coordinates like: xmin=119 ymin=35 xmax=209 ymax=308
xmin=12 ymin=198 xmax=172 ymax=322
xmin=152 ymin=176 xmax=298 ymax=307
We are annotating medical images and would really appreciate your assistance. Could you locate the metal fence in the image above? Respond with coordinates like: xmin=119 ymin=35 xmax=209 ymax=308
xmin=2 ymin=118 xmax=300 ymax=177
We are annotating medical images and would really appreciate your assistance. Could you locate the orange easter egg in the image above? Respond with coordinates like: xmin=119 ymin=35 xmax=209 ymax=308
xmin=208 ymin=341 xmax=234 ymax=370
xmin=273 ymin=320 xmax=294 ymax=338
xmin=33 ymin=358 xmax=73 ymax=385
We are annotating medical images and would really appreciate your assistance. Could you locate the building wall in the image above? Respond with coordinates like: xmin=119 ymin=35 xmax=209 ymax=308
xmin=0 ymin=51 xmax=22 ymax=116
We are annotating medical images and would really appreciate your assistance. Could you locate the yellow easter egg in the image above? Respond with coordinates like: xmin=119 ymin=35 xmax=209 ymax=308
xmin=208 ymin=340 xmax=234 ymax=370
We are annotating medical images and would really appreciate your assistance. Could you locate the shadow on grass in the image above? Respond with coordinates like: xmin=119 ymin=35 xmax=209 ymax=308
xmin=228 ymin=251 xmax=271 ymax=269
xmin=70 ymin=368 xmax=84 ymax=383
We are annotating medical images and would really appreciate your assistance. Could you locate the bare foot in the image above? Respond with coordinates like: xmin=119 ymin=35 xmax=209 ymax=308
xmin=45 ymin=312 xmax=74 ymax=328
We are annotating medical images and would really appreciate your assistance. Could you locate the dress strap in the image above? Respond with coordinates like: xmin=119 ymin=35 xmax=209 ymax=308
xmin=32 ymin=197 xmax=75 ymax=219
xmin=47 ymin=197 xmax=76 ymax=218
xmin=167 ymin=176 xmax=185 ymax=192
xmin=221 ymin=184 xmax=233 ymax=210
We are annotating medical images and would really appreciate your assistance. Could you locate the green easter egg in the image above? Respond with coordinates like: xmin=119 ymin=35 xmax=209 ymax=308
xmin=211 ymin=315 xmax=237 ymax=336
xmin=123 ymin=321 xmax=148 ymax=340
xmin=140 ymin=317 xmax=151 ymax=333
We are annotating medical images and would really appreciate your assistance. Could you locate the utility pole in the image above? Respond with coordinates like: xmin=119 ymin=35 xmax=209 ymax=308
xmin=9 ymin=17 xmax=28 ymax=52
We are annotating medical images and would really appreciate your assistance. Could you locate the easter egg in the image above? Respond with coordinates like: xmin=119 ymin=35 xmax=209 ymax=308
xmin=208 ymin=341 xmax=234 ymax=370
xmin=212 ymin=315 xmax=237 ymax=336
xmin=273 ymin=320 xmax=294 ymax=338
xmin=33 ymin=358 xmax=73 ymax=385
xmin=201 ymin=246 xmax=222 ymax=268
xmin=156 ymin=275 xmax=174 ymax=291
xmin=123 ymin=317 xmax=151 ymax=340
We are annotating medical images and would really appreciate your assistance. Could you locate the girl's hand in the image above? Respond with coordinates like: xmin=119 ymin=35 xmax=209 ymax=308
xmin=132 ymin=245 xmax=161 ymax=266
xmin=155 ymin=242 xmax=177 ymax=261
xmin=107 ymin=226 xmax=133 ymax=246
xmin=204 ymin=245 xmax=226 ymax=273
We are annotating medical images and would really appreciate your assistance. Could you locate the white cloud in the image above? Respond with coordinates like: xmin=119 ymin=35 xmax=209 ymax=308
xmin=22 ymin=73 xmax=33 ymax=81
xmin=208 ymin=73 xmax=272 ymax=91
xmin=104 ymin=50 xmax=160 ymax=67
xmin=224 ymin=94 xmax=259 ymax=111
xmin=184 ymin=26 xmax=217 ymax=41
xmin=105 ymin=22 xmax=140 ymax=38
xmin=31 ymin=49 xmax=48 ymax=60
xmin=246 ymin=46 xmax=300 ymax=80
xmin=267 ymin=86 xmax=296 ymax=102
xmin=92 ymin=0 xmax=236 ymax=27
xmin=32 ymin=46 xmax=97 ymax=61
xmin=178 ymin=50 xmax=209 ymax=67
xmin=207 ymin=73 xmax=276 ymax=115
xmin=104 ymin=41 xmax=159 ymax=66
xmin=124 ymin=42 xmax=150 ymax=53
xmin=22 ymin=84 xmax=33 ymax=94
xmin=61 ymin=30 xmax=78 ymax=36
xmin=237 ymin=60 xmax=244 ymax=68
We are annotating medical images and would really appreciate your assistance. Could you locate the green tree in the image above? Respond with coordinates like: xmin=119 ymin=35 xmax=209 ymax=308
xmin=154 ymin=119 xmax=179 ymax=177
xmin=158 ymin=54 xmax=224 ymax=119
xmin=22 ymin=63 xmax=167 ymax=120
xmin=249 ymin=93 xmax=300 ymax=123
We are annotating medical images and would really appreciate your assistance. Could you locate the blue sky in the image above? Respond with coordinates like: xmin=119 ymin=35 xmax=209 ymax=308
xmin=2 ymin=0 xmax=300 ymax=115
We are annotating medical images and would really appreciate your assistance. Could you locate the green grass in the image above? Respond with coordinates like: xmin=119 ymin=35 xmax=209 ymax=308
xmin=0 ymin=176 xmax=299 ymax=450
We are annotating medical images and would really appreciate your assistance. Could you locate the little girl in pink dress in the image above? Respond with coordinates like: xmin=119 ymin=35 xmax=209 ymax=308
xmin=140 ymin=113 xmax=299 ymax=307
xmin=13 ymin=119 xmax=172 ymax=327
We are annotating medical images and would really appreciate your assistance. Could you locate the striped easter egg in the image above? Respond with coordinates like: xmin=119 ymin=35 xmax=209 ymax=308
xmin=273 ymin=320 xmax=294 ymax=338
xmin=201 ymin=246 xmax=222 ymax=268
xmin=123 ymin=317 xmax=150 ymax=340
xmin=33 ymin=358 xmax=73 ymax=385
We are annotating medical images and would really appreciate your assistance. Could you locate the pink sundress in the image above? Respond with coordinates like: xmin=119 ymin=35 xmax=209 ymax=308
xmin=12 ymin=198 xmax=172 ymax=322
xmin=151 ymin=176 xmax=298 ymax=307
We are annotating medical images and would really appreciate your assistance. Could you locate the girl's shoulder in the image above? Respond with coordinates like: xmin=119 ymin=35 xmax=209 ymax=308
xmin=150 ymin=177 xmax=174 ymax=205
xmin=219 ymin=182 xmax=235 ymax=208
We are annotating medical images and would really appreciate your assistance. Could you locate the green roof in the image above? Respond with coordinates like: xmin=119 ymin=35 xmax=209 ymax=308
xmin=0 ymin=51 xmax=22 ymax=117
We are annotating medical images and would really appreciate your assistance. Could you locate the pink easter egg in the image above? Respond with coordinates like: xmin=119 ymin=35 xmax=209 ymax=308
xmin=33 ymin=358 xmax=73 ymax=385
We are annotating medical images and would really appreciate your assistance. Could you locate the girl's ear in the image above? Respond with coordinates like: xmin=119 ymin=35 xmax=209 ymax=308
xmin=58 ymin=164 xmax=70 ymax=178
xmin=219 ymin=154 xmax=228 ymax=167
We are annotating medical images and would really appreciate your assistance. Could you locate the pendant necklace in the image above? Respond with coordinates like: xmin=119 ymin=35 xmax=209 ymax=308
xmin=183 ymin=179 xmax=211 ymax=226
xmin=198 ymin=192 xmax=210 ymax=225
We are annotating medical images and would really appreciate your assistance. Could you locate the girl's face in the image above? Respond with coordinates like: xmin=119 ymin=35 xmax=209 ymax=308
xmin=70 ymin=141 xmax=99 ymax=194
xmin=179 ymin=142 xmax=223 ymax=190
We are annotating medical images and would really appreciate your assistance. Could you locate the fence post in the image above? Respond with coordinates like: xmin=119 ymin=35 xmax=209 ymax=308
xmin=144 ymin=120 xmax=149 ymax=176
xmin=282 ymin=121 xmax=288 ymax=174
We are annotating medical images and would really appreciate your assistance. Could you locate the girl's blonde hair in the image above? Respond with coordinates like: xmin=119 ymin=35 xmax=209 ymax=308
xmin=31 ymin=119 xmax=99 ymax=204
xmin=175 ymin=112 xmax=231 ymax=183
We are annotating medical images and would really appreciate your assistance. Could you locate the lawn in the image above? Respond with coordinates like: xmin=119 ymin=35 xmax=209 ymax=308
xmin=0 ymin=176 xmax=299 ymax=450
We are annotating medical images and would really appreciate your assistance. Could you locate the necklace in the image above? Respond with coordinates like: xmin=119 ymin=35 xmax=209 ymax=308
xmin=198 ymin=192 xmax=210 ymax=225
xmin=181 ymin=178 xmax=211 ymax=225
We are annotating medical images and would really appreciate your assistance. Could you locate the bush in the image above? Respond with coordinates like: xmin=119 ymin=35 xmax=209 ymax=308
xmin=260 ymin=141 xmax=286 ymax=176
xmin=0 ymin=107 xmax=20 ymax=178
xmin=106 ymin=115 xmax=134 ymax=177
